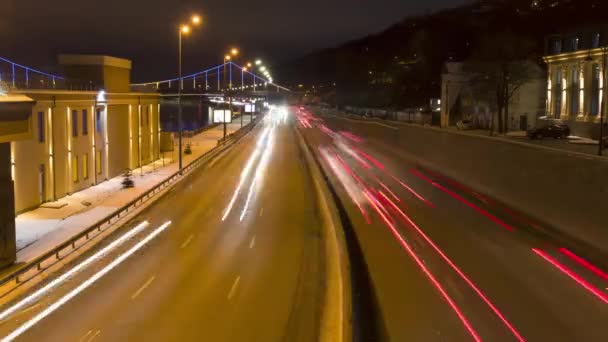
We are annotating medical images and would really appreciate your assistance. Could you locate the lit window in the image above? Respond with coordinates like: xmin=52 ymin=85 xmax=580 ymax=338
xmin=72 ymin=155 xmax=79 ymax=183
xmin=83 ymin=154 xmax=89 ymax=180
xmin=96 ymin=151 xmax=102 ymax=175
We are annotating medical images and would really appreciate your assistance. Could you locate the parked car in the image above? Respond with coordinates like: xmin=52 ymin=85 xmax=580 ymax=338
xmin=527 ymin=121 xmax=570 ymax=139
xmin=456 ymin=120 xmax=473 ymax=130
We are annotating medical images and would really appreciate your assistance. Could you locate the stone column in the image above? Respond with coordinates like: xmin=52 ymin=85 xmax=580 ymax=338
xmin=0 ymin=142 xmax=16 ymax=268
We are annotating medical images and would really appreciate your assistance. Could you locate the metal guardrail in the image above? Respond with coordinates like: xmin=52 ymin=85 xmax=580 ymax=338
xmin=0 ymin=117 xmax=261 ymax=298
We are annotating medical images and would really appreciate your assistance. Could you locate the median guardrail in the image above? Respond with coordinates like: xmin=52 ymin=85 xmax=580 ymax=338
xmin=0 ymin=116 xmax=261 ymax=298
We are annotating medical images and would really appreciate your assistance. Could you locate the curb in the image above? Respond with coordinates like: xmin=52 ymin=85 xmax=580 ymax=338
xmin=295 ymin=128 xmax=352 ymax=342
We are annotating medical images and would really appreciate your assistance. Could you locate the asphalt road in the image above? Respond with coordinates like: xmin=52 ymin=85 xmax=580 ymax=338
xmin=0 ymin=114 xmax=327 ymax=341
xmin=298 ymin=108 xmax=608 ymax=341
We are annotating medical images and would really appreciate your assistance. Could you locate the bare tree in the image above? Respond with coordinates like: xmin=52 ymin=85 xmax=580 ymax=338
xmin=464 ymin=32 xmax=541 ymax=134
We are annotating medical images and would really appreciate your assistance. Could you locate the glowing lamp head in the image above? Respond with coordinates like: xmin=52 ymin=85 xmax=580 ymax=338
xmin=225 ymin=55 xmax=231 ymax=61
xmin=243 ymin=67 xmax=248 ymax=72
xmin=255 ymin=60 xmax=262 ymax=65
xmin=191 ymin=15 xmax=201 ymax=25
xmin=181 ymin=25 xmax=190 ymax=34
xmin=260 ymin=66 xmax=267 ymax=72
xmin=247 ymin=62 xmax=252 ymax=68
xmin=231 ymin=48 xmax=239 ymax=56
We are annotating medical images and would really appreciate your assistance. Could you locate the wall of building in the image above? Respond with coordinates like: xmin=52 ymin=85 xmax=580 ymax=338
xmin=10 ymin=91 xmax=160 ymax=213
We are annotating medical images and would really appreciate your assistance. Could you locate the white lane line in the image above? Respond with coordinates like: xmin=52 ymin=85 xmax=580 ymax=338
xmin=131 ymin=276 xmax=156 ymax=300
xmin=0 ymin=303 xmax=41 ymax=325
xmin=1 ymin=221 xmax=172 ymax=342
xmin=227 ymin=276 xmax=241 ymax=300
xmin=259 ymin=208 xmax=264 ymax=217
xmin=0 ymin=221 xmax=150 ymax=322
xmin=249 ymin=236 xmax=256 ymax=249
xmin=180 ymin=234 xmax=194 ymax=249
xmin=78 ymin=330 xmax=92 ymax=342
xmin=85 ymin=330 xmax=100 ymax=342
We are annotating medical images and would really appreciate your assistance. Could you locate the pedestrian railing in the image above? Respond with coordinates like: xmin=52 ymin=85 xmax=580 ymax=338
xmin=0 ymin=116 xmax=260 ymax=299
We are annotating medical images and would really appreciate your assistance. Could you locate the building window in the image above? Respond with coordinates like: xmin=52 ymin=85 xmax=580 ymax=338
xmin=591 ymin=64 xmax=601 ymax=116
xmin=72 ymin=155 xmax=79 ymax=183
xmin=96 ymin=108 xmax=102 ymax=133
xmin=549 ymin=37 xmax=562 ymax=55
xmin=82 ymin=109 xmax=88 ymax=136
xmin=554 ymin=69 xmax=562 ymax=116
xmin=83 ymin=153 xmax=89 ymax=180
xmin=71 ymin=109 xmax=78 ymax=137
xmin=96 ymin=151 xmax=102 ymax=175
xmin=570 ymin=37 xmax=579 ymax=51
xmin=570 ymin=68 xmax=579 ymax=115
xmin=37 ymin=111 xmax=45 ymax=143
xmin=592 ymin=33 xmax=601 ymax=49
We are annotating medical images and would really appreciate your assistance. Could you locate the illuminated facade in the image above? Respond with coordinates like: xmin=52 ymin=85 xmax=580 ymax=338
xmin=543 ymin=28 xmax=608 ymax=138
xmin=6 ymin=56 xmax=161 ymax=213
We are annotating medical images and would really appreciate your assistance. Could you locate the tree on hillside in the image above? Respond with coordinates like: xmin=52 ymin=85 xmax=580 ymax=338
xmin=463 ymin=31 xmax=542 ymax=134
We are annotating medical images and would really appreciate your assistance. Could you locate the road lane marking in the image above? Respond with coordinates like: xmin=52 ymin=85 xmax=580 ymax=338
xmin=249 ymin=236 xmax=256 ymax=249
xmin=0 ymin=221 xmax=150 ymax=323
xmin=79 ymin=330 xmax=92 ymax=342
xmin=2 ymin=221 xmax=172 ymax=342
xmin=259 ymin=208 xmax=264 ymax=217
xmin=131 ymin=276 xmax=156 ymax=300
xmin=228 ymin=276 xmax=241 ymax=300
xmin=85 ymin=330 xmax=100 ymax=342
xmin=180 ymin=234 xmax=194 ymax=249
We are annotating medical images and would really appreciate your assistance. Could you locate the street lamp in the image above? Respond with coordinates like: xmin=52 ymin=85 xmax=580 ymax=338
xmin=177 ymin=14 xmax=202 ymax=172
xmin=222 ymin=47 xmax=240 ymax=138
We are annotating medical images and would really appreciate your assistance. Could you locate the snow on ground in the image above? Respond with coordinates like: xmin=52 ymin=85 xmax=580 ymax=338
xmin=15 ymin=118 xmax=251 ymax=263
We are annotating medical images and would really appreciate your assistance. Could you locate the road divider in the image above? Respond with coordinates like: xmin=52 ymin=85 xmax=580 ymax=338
xmin=295 ymin=128 xmax=352 ymax=342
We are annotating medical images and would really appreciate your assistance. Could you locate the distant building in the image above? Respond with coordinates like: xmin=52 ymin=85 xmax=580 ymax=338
xmin=543 ymin=25 xmax=608 ymax=138
xmin=441 ymin=62 xmax=545 ymax=130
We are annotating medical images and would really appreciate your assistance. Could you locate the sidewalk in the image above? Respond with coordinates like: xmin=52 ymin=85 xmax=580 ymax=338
xmin=445 ymin=127 xmax=608 ymax=157
xmin=15 ymin=116 xmax=254 ymax=263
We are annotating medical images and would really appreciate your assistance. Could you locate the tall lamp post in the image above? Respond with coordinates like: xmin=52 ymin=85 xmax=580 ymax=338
xmin=177 ymin=14 xmax=201 ymax=172
xmin=222 ymin=48 xmax=239 ymax=139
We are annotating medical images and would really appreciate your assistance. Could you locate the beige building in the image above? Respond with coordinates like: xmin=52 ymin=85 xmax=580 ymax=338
xmin=7 ymin=55 xmax=161 ymax=213
xmin=544 ymin=30 xmax=608 ymax=138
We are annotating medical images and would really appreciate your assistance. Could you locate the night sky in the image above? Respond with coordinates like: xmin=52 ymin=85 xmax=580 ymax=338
xmin=1 ymin=0 xmax=469 ymax=82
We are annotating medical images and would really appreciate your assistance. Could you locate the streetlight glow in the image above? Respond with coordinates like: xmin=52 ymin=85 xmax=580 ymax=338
xmin=255 ymin=60 xmax=262 ymax=65
xmin=231 ymin=48 xmax=239 ymax=56
xmin=247 ymin=62 xmax=252 ymax=68
xmin=191 ymin=15 xmax=201 ymax=25
xmin=181 ymin=25 xmax=190 ymax=34
xmin=260 ymin=66 xmax=267 ymax=72
xmin=225 ymin=55 xmax=231 ymax=61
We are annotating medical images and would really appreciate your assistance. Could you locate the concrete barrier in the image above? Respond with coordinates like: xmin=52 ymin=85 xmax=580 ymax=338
xmin=295 ymin=127 xmax=352 ymax=342
xmin=322 ymin=112 xmax=608 ymax=260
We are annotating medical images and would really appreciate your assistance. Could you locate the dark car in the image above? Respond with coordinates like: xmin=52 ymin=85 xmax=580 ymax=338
xmin=527 ymin=121 xmax=570 ymax=140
